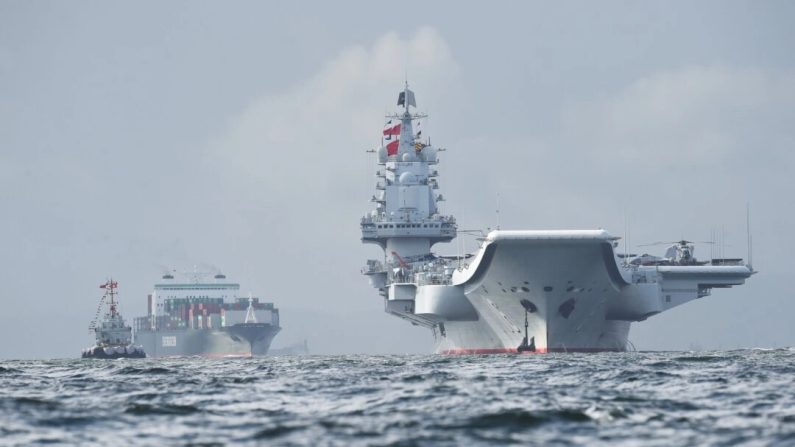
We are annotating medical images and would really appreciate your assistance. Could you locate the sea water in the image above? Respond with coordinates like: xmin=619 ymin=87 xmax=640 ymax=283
xmin=1 ymin=350 xmax=793 ymax=446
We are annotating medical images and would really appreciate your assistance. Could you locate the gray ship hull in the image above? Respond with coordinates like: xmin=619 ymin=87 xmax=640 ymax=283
xmin=135 ymin=323 xmax=280 ymax=358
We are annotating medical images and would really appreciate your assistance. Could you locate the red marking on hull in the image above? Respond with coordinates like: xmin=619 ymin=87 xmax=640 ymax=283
xmin=156 ymin=352 xmax=253 ymax=359
xmin=440 ymin=348 xmax=546 ymax=354
xmin=439 ymin=347 xmax=621 ymax=355
xmin=203 ymin=352 xmax=252 ymax=359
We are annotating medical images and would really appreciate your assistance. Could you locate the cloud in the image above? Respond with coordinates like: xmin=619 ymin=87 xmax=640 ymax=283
xmin=199 ymin=28 xmax=460 ymax=313
xmin=209 ymin=27 xmax=459 ymax=193
xmin=562 ymin=66 xmax=795 ymax=169
xmin=442 ymin=65 xmax=795 ymax=271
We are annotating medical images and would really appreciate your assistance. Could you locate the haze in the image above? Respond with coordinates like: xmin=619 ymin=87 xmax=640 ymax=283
xmin=1 ymin=1 xmax=793 ymax=359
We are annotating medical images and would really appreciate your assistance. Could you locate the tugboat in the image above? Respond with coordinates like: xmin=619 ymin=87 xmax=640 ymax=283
xmin=82 ymin=279 xmax=146 ymax=359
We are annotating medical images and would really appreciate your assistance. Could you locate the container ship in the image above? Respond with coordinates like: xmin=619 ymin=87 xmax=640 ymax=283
xmin=133 ymin=271 xmax=280 ymax=358
xmin=360 ymin=85 xmax=754 ymax=354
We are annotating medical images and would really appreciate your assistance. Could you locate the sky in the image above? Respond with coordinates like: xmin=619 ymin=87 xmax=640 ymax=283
xmin=1 ymin=1 xmax=793 ymax=359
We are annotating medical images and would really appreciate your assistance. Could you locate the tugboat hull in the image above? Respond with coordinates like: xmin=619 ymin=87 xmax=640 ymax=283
xmin=81 ymin=345 xmax=146 ymax=359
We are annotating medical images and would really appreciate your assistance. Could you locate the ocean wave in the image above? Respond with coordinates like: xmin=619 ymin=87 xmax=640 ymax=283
xmin=1 ymin=351 xmax=793 ymax=445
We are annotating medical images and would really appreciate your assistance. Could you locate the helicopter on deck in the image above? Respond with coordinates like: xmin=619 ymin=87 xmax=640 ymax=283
xmin=630 ymin=240 xmax=711 ymax=266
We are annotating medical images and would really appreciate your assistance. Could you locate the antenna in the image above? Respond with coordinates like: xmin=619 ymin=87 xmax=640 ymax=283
xmin=458 ymin=207 xmax=463 ymax=265
xmin=404 ymin=80 xmax=410 ymax=114
xmin=623 ymin=212 xmax=628 ymax=263
xmin=721 ymin=225 xmax=726 ymax=260
xmin=750 ymin=234 xmax=753 ymax=268
xmin=746 ymin=203 xmax=753 ymax=268
xmin=626 ymin=214 xmax=631 ymax=262
xmin=496 ymin=192 xmax=501 ymax=230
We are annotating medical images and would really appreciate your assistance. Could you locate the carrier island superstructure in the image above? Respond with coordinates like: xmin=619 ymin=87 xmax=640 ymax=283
xmin=133 ymin=272 xmax=280 ymax=357
xmin=360 ymin=85 xmax=755 ymax=354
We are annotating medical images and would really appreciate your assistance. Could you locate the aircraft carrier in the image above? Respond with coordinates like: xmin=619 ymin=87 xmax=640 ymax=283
xmin=133 ymin=271 xmax=280 ymax=358
xmin=360 ymin=85 xmax=755 ymax=354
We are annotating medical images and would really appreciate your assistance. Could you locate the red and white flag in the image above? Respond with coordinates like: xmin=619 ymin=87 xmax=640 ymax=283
xmin=383 ymin=120 xmax=401 ymax=156
xmin=383 ymin=122 xmax=400 ymax=137
xmin=385 ymin=140 xmax=399 ymax=156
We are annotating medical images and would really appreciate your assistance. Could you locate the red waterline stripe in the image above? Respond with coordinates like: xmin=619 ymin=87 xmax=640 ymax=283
xmin=440 ymin=347 xmax=621 ymax=355
xmin=440 ymin=348 xmax=547 ymax=354
xmin=203 ymin=352 xmax=253 ymax=359
xmin=156 ymin=352 xmax=253 ymax=359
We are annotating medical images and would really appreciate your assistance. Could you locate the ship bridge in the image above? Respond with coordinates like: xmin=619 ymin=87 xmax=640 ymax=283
xmin=361 ymin=85 xmax=456 ymax=252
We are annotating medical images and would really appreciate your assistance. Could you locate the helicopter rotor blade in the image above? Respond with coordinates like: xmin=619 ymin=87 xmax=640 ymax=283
xmin=639 ymin=239 xmax=717 ymax=247
xmin=637 ymin=241 xmax=667 ymax=247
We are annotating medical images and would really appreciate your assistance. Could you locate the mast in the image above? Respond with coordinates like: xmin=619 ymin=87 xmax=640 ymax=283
xmin=89 ymin=279 xmax=119 ymax=331
xmin=245 ymin=293 xmax=258 ymax=324
xmin=105 ymin=279 xmax=119 ymax=318
xmin=361 ymin=84 xmax=457 ymax=299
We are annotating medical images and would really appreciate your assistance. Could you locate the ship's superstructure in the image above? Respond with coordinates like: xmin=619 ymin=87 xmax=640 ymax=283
xmin=82 ymin=279 xmax=145 ymax=359
xmin=133 ymin=271 xmax=280 ymax=357
xmin=361 ymin=86 xmax=755 ymax=354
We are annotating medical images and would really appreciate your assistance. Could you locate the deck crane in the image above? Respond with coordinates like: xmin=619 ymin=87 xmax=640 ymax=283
xmin=391 ymin=251 xmax=411 ymax=270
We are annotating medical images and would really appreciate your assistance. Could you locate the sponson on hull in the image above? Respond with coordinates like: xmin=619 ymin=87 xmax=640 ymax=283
xmin=360 ymin=85 xmax=755 ymax=354
xmin=82 ymin=279 xmax=146 ymax=359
